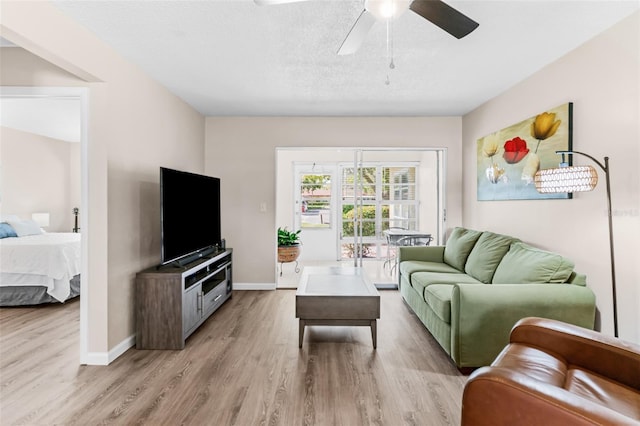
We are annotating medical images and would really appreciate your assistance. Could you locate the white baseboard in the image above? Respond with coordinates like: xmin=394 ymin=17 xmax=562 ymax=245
xmin=83 ymin=334 xmax=136 ymax=366
xmin=83 ymin=351 xmax=109 ymax=366
xmin=233 ymin=282 xmax=276 ymax=290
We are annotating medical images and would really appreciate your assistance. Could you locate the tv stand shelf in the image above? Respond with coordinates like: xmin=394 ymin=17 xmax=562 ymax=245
xmin=136 ymin=249 xmax=232 ymax=350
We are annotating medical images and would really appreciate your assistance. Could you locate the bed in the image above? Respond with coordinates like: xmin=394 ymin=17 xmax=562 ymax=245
xmin=0 ymin=231 xmax=81 ymax=306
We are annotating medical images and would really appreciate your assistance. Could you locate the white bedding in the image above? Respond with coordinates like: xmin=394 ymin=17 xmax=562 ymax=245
xmin=0 ymin=233 xmax=81 ymax=302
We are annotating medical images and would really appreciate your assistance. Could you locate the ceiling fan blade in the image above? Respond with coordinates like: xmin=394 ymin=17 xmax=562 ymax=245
xmin=337 ymin=10 xmax=376 ymax=55
xmin=409 ymin=0 xmax=478 ymax=39
xmin=254 ymin=0 xmax=309 ymax=5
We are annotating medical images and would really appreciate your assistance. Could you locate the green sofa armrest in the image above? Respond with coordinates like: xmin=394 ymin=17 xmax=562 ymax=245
xmin=398 ymin=246 xmax=445 ymax=263
xmin=450 ymin=283 xmax=596 ymax=368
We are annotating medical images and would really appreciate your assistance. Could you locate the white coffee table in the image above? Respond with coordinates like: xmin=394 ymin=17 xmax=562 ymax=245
xmin=295 ymin=267 xmax=380 ymax=348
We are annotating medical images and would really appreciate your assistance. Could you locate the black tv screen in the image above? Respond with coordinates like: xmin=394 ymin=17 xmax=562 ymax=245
xmin=160 ymin=167 xmax=221 ymax=265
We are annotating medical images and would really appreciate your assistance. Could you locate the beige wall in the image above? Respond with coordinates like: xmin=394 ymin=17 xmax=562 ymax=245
xmin=205 ymin=117 xmax=462 ymax=283
xmin=0 ymin=126 xmax=80 ymax=231
xmin=462 ymin=12 xmax=640 ymax=343
xmin=1 ymin=2 xmax=206 ymax=358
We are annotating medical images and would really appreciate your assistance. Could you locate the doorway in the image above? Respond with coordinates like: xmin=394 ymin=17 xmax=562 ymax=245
xmin=275 ymin=147 xmax=446 ymax=288
xmin=0 ymin=86 xmax=89 ymax=362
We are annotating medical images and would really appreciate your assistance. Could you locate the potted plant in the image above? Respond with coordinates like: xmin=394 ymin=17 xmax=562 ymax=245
xmin=277 ymin=227 xmax=301 ymax=263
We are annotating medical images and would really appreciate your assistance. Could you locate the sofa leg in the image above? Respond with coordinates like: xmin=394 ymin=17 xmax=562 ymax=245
xmin=457 ymin=366 xmax=478 ymax=375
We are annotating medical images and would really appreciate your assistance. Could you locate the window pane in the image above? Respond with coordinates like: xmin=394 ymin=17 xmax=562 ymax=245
xmin=341 ymin=168 xmax=355 ymax=184
xmin=341 ymin=185 xmax=355 ymax=200
xmin=301 ymin=174 xmax=331 ymax=228
xmin=342 ymin=203 xmax=355 ymax=237
xmin=342 ymin=168 xmax=376 ymax=199
xmin=382 ymin=204 xmax=417 ymax=230
xmin=342 ymin=205 xmax=385 ymax=237
xmin=382 ymin=167 xmax=416 ymax=201
xmin=342 ymin=167 xmax=376 ymax=184
xmin=361 ymin=184 xmax=376 ymax=199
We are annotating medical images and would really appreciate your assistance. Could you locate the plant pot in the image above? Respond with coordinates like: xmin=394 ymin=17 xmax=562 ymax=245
xmin=278 ymin=244 xmax=301 ymax=263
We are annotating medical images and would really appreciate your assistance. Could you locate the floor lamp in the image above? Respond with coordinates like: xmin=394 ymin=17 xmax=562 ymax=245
xmin=534 ymin=150 xmax=618 ymax=337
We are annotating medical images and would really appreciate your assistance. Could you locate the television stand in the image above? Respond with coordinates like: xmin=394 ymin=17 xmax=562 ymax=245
xmin=136 ymin=249 xmax=232 ymax=349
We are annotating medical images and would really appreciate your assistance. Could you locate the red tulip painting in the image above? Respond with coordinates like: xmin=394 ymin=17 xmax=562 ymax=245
xmin=503 ymin=137 xmax=530 ymax=164
xmin=476 ymin=103 xmax=573 ymax=201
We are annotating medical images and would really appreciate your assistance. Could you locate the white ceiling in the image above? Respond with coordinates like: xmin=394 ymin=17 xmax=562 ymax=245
xmin=49 ymin=0 xmax=639 ymax=117
xmin=20 ymin=1 xmax=640 ymax=117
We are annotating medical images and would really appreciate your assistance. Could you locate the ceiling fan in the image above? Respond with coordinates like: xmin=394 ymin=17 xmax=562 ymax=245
xmin=254 ymin=0 xmax=479 ymax=55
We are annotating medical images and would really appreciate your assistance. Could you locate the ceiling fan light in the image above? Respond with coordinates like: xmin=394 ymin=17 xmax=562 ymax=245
xmin=365 ymin=0 xmax=411 ymax=21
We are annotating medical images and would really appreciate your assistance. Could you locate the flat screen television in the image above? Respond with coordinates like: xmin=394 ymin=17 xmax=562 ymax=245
xmin=160 ymin=167 xmax=221 ymax=265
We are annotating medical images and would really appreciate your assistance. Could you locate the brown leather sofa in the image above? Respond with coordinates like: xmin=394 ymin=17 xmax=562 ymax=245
xmin=461 ymin=317 xmax=640 ymax=425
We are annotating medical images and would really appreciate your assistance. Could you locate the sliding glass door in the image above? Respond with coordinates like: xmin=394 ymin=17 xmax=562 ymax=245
xmin=339 ymin=162 xmax=420 ymax=262
xmin=275 ymin=147 xmax=445 ymax=287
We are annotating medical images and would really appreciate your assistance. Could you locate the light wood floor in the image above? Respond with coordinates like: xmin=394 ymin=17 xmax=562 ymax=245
xmin=0 ymin=290 xmax=467 ymax=425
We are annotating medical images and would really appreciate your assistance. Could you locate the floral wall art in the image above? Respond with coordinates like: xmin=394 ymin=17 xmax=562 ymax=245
xmin=477 ymin=103 xmax=573 ymax=201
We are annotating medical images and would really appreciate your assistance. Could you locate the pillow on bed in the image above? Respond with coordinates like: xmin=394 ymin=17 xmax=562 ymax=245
xmin=5 ymin=218 xmax=43 ymax=237
xmin=0 ymin=223 xmax=18 ymax=238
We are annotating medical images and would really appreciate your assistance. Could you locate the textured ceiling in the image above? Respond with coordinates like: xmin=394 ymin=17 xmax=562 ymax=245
xmin=35 ymin=0 xmax=640 ymax=117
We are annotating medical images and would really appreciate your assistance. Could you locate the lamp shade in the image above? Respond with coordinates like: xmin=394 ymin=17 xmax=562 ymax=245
xmin=31 ymin=212 xmax=50 ymax=227
xmin=534 ymin=165 xmax=598 ymax=193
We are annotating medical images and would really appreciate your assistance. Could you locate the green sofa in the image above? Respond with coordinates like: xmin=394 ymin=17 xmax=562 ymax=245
xmin=398 ymin=227 xmax=596 ymax=369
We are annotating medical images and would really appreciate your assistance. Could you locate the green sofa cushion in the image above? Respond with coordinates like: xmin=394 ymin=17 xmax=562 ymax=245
xmin=400 ymin=260 xmax=461 ymax=277
xmin=492 ymin=242 xmax=575 ymax=284
xmin=424 ymin=284 xmax=454 ymax=323
xmin=443 ymin=227 xmax=482 ymax=271
xmin=465 ymin=232 xmax=519 ymax=283
xmin=567 ymin=272 xmax=587 ymax=286
xmin=411 ymin=272 xmax=481 ymax=302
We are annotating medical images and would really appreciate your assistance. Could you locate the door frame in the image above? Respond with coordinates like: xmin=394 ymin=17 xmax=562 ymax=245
xmin=275 ymin=147 xmax=447 ymax=283
xmin=0 ymin=86 xmax=90 ymax=363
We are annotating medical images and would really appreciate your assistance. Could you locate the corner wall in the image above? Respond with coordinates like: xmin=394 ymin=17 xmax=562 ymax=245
xmin=462 ymin=12 xmax=640 ymax=342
